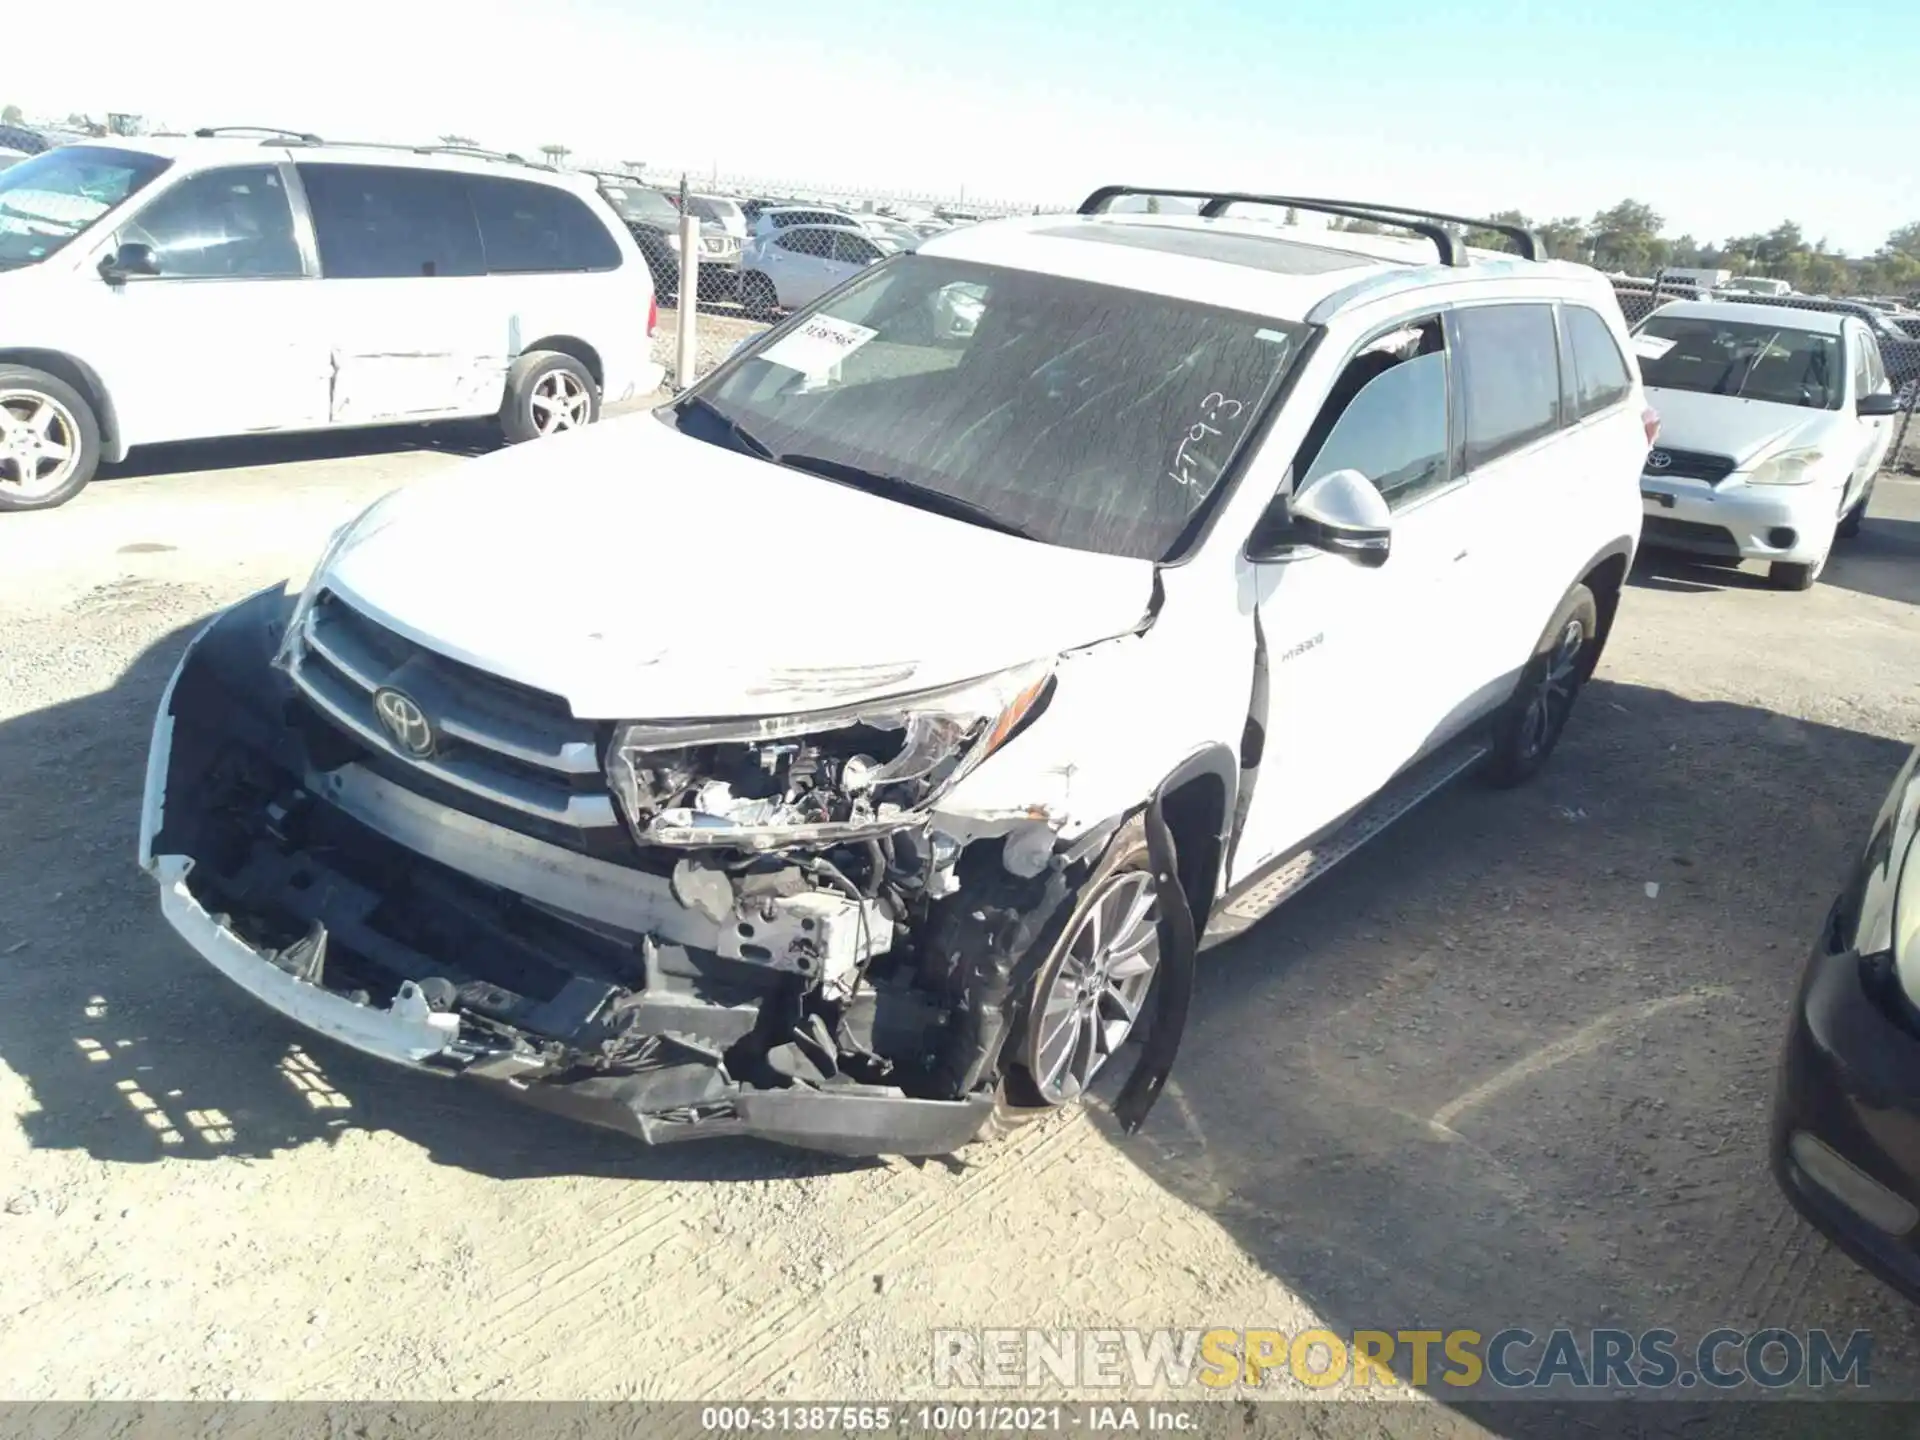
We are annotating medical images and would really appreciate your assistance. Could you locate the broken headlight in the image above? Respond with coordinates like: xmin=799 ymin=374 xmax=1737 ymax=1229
xmin=272 ymin=489 xmax=404 ymax=672
xmin=606 ymin=660 xmax=1052 ymax=849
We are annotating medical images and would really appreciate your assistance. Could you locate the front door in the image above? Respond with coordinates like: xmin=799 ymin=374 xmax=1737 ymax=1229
xmin=1230 ymin=314 xmax=1479 ymax=885
xmin=94 ymin=163 xmax=332 ymax=446
xmin=1851 ymin=324 xmax=1896 ymax=496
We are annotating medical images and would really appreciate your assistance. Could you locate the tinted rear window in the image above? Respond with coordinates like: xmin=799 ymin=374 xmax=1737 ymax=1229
xmin=1562 ymin=305 xmax=1633 ymax=419
xmin=468 ymin=176 xmax=620 ymax=273
xmin=1454 ymin=304 xmax=1562 ymax=467
xmin=299 ymin=163 xmax=484 ymax=278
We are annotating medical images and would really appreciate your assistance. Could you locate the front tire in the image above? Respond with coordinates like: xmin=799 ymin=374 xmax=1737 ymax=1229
xmin=0 ymin=365 xmax=101 ymax=513
xmin=1837 ymin=476 xmax=1875 ymax=540
xmin=499 ymin=351 xmax=600 ymax=444
xmin=1005 ymin=818 xmax=1162 ymax=1108
xmin=1484 ymin=583 xmax=1599 ymax=788
xmin=739 ymin=272 xmax=781 ymax=321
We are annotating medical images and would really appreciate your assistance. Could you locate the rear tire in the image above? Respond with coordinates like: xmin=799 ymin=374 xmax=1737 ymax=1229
xmin=499 ymin=352 xmax=600 ymax=444
xmin=0 ymin=365 xmax=101 ymax=513
xmin=740 ymin=272 xmax=781 ymax=321
xmin=1484 ymin=584 xmax=1599 ymax=788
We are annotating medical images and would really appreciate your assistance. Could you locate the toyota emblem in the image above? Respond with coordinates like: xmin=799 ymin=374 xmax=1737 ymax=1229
xmin=372 ymin=687 xmax=435 ymax=758
xmin=1646 ymin=450 xmax=1672 ymax=471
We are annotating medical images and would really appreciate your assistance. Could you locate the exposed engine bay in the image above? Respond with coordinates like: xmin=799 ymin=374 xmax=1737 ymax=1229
xmin=142 ymin=586 xmax=1174 ymax=1154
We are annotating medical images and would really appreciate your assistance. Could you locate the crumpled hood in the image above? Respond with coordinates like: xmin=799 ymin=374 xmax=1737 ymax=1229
xmin=323 ymin=411 xmax=1156 ymax=719
xmin=1645 ymin=386 xmax=1842 ymax=468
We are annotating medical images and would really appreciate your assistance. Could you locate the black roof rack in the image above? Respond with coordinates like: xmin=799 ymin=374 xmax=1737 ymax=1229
xmin=193 ymin=125 xmax=323 ymax=143
xmin=580 ymin=168 xmax=649 ymax=186
xmin=1076 ymin=186 xmax=1544 ymax=267
xmin=413 ymin=143 xmax=548 ymax=168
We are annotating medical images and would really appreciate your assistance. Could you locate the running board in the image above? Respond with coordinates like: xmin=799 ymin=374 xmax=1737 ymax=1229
xmin=1202 ymin=737 xmax=1490 ymax=947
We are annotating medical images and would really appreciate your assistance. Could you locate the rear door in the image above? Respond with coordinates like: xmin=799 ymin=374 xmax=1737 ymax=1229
xmin=297 ymin=162 xmax=508 ymax=423
xmin=95 ymin=162 xmax=333 ymax=444
xmin=766 ymin=228 xmax=841 ymax=308
xmin=1438 ymin=301 xmax=1580 ymax=716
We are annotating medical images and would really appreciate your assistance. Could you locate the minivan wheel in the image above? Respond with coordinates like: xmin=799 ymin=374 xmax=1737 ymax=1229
xmin=500 ymin=352 xmax=600 ymax=443
xmin=0 ymin=366 xmax=101 ymax=513
xmin=1007 ymin=821 xmax=1161 ymax=1108
xmin=1484 ymin=583 xmax=1599 ymax=788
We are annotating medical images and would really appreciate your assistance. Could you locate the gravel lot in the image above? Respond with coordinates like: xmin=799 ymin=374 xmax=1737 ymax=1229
xmin=2 ymin=381 xmax=1920 ymax=1429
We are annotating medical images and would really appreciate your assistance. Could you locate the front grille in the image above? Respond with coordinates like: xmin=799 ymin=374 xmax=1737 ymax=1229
xmin=1644 ymin=447 xmax=1736 ymax=484
xmin=1642 ymin=516 xmax=1741 ymax=556
xmin=288 ymin=590 xmax=619 ymax=829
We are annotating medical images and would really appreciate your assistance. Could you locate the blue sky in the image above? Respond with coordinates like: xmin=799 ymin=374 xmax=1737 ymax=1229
xmin=20 ymin=0 xmax=1918 ymax=253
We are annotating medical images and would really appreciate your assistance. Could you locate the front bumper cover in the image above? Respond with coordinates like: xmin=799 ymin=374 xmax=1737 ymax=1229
xmin=1770 ymin=907 xmax=1920 ymax=1303
xmin=138 ymin=589 xmax=997 ymax=1156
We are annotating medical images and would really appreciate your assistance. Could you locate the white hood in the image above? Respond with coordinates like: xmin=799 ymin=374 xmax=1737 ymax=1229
xmin=1645 ymin=386 xmax=1842 ymax=467
xmin=322 ymin=411 xmax=1156 ymax=719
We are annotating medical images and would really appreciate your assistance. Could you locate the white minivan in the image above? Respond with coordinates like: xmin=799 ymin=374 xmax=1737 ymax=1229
xmin=141 ymin=189 xmax=1650 ymax=1156
xmin=0 ymin=131 xmax=664 ymax=511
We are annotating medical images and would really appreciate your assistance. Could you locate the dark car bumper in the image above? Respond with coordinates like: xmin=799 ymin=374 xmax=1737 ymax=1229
xmin=1771 ymin=906 xmax=1920 ymax=1302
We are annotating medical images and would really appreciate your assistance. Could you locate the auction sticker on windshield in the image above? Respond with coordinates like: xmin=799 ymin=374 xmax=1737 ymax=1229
xmin=762 ymin=315 xmax=879 ymax=378
xmin=1631 ymin=334 xmax=1677 ymax=360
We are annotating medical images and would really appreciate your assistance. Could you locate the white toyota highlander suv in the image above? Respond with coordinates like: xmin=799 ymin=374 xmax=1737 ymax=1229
xmin=139 ymin=187 xmax=1652 ymax=1156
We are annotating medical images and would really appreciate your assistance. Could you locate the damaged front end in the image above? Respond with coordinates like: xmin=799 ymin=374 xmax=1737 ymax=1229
xmin=139 ymin=585 xmax=1107 ymax=1155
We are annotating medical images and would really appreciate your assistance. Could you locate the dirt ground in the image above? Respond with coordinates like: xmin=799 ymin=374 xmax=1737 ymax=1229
xmin=3 ymin=388 xmax=1920 ymax=1430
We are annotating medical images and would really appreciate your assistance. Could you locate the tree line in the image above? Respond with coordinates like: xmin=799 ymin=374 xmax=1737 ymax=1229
xmin=1329 ymin=200 xmax=1920 ymax=297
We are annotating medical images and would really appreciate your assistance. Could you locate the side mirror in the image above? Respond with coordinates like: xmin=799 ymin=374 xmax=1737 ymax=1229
xmin=1859 ymin=391 xmax=1901 ymax=418
xmin=1248 ymin=468 xmax=1392 ymax=567
xmin=98 ymin=241 xmax=159 ymax=283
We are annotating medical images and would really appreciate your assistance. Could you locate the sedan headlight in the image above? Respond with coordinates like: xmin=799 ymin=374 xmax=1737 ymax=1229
xmin=605 ymin=661 xmax=1053 ymax=849
xmin=272 ymin=490 xmax=402 ymax=671
xmin=1745 ymin=447 xmax=1826 ymax=486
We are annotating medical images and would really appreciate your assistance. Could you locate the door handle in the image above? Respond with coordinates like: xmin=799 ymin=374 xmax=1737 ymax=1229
xmin=1452 ymin=548 xmax=1470 ymax=563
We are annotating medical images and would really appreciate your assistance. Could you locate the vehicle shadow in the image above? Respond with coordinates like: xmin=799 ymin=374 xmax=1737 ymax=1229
xmin=94 ymin=421 xmax=503 ymax=484
xmin=1824 ymin=512 xmax=1920 ymax=607
xmin=1090 ymin=676 xmax=1920 ymax=1426
xmin=1629 ymin=491 xmax=1920 ymax=607
xmin=0 ymin=620 xmax=860 ymax=1186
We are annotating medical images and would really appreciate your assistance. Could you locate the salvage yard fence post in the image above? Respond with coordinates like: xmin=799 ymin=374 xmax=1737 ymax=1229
xmin=676 ymin=172 xmax=700 ymax=390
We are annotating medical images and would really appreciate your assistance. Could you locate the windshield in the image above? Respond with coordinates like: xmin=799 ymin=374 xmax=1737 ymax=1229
xmin=671 ymin=255 xmax=1307 ymax=561
xmin=1634 ymin=315 xmax=1841 ymax=410
xmin=0 ymin=145 xmax=171 ymax=270
xmin=600 ymin=183 xmax=681 ymax=228
xmin=690 ymin=196 xmax=741 ymax=226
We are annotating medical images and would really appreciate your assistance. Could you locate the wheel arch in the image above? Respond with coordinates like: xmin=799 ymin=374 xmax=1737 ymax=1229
xmin=1150 ymin=744 xmax=1239 ymax=935
xmin=0 ymin=347 xmax=125 ymax=462
xmin=519 ymin=335 xmax=604 ymax=387
xmin=1576 ymin=535 xmax=1636 ymax=663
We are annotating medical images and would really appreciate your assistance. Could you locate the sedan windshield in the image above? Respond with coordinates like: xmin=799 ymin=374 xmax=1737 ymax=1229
xmin=0 ymin=145 xmax=171 ymax=270
xmin=671 ymin=255 xmax=1306 ymax=561
xmin=1634 ymin=315 xmax=1842 ymax=411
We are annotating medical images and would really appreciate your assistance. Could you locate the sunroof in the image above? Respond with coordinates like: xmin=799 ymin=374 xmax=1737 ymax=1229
xmin=1036 ymin=221 xmax=1384 ymax=275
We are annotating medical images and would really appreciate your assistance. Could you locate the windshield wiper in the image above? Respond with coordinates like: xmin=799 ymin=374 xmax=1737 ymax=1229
xmin=677 ymin=394 xmax=776 ymax=460
xmin=776 ymin=453 xmax=1040 ymax=540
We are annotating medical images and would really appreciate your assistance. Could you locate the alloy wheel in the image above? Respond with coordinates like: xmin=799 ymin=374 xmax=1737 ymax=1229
xmin=0 ymin=390 xmax=81 ymax=500
xmin=1518 ymin=617 xmax=1586 ymax=761
xmin=1026 ymin=870 xmax=1162 ymax=1104
xmin=529 ymin=371 xmax=592 ymax=436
